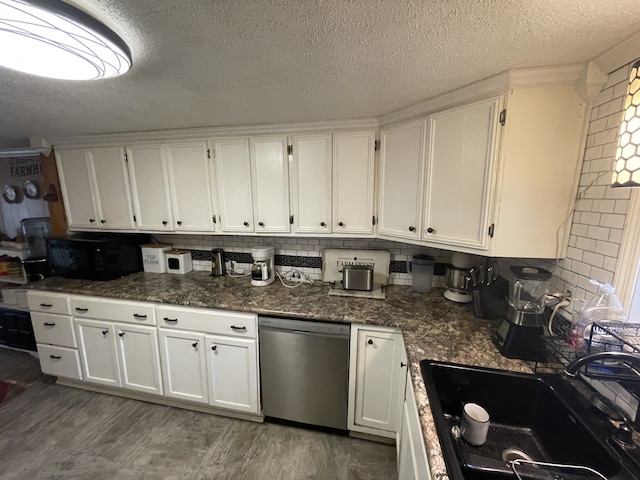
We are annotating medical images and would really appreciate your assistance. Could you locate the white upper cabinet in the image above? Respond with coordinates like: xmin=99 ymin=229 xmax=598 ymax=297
xmin=212 ymin=138 xmax=255 ymax=233
xmin=55 ymin=148 xmax=99 ymax=230
xmin=423 ymin=98 xmax=500 ymax=249
xmin=127 ymin=141 xmax=214 ymax=233
xmin=165 ymin=141 xmax=215 ymax=232
xmin=126 ymin=144 xmax=174 ymax=231
xmin=333 ymin=131 xmax=376 ymax=235
xmin=290 ymin=134 xmax=332 ymax=234
xmin=250 ymin=136 xmax=290 ymax=233
xmin=56 ymin=147 xmax=135 ymax=231
xmin=378 ymin=120 xmax=426 ymax=241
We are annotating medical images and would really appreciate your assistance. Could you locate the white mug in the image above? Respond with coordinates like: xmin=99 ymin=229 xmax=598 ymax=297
xmin=460 ymin=403 xmax=490 ymax=446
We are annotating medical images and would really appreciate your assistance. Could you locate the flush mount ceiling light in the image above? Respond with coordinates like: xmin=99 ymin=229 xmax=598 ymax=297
xmin=613 ymin=59 xmax=640 ymax=187
xmin=0 ymin=0 xmax=131 ymax=80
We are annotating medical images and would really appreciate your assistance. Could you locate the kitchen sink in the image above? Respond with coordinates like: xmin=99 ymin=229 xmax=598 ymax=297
xmin=421 ymin=360 xmax=639 ymax=480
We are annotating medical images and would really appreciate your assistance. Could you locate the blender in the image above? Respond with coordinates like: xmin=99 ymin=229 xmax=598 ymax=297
xmin=251 ymin=246 xmax=275 ymax=286
xmin=494 ymin=266 xmax=552 ymax=362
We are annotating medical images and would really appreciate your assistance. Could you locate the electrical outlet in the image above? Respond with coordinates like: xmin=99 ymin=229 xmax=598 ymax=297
xmin=292 ymin=271 xmax=300 ymax=279
xmin=564 ymin=284 xmax=576 ymax=313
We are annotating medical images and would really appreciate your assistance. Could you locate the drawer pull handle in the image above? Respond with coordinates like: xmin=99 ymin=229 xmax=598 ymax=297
xmin=75 ymin=307 xmax=88 ymax=313
xmin=49 ymin=355 xmax=61 ymax=359
xmin=230 ymin=325 xmax=246 ymax=331
xmin=133 ymin=313 xmax=147 ymax=319
xmin=119 ymin=332 xmax=125 ymax=337
xmin=102 ymin=330 xmax=109 ymax=336
xmin=43 ymin=322 xmax=56 ymax=327
xmin=163 ymin=317 xmax=178 ymax=322
xmin=39 ymin=303 xmax=52 ymax=307
xmin=211 ymin=345 xmax=217 ymax=351
xmin=192 ymin=342 xmax=198 ymax=348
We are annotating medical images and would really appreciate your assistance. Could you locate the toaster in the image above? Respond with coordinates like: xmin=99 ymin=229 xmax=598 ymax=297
xmin=342 ymin=265 xmax=374 ymax=291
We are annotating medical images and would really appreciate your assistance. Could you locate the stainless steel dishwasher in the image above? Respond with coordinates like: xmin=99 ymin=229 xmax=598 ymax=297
xmin=258 ymin=316 xmax=350 ymax=430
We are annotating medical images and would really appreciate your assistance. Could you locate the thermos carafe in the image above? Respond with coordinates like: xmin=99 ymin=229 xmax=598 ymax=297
xmin=211 ymin=248 xmax=226 ymax=276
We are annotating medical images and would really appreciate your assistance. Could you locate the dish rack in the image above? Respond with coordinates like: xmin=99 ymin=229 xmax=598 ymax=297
xmin=542 ymin=322 xmax=640 ymax=382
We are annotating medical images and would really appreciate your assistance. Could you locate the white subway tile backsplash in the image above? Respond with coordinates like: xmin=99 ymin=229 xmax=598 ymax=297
xmin=603 ymin=65 xmax=630 ymax=89
xmin=586 ymin=225 xmax=610 ymax=241
xmin=591 ymin=86 xmax=614 ymax=107
xmin=597 ymin=97 xmax=624 ymax=119
xmin=571 ymin=260 xmax=591 ymax=277
xmin=603 ymin=256 xmax=618 ymax=273
xmin=608 ymin=228 xmax=624 ymax=243
xmin=566 ymin=246 xmax=583 ymax=261
xmin=589 ymin=267 xmax=614 ymax=285
xmin=582 ymin=251 xmax=604 ymax=268
xmin=594 ymin=240 xmax=619 ymax=258
xmin=600 ymin=213 xmax=625 ymax=229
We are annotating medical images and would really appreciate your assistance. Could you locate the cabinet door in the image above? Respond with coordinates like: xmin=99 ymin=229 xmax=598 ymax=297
xmin=212 ymin=138 xmax=254 ymax=233
xmin=250 ymin=136 xmax=290 ymax=233
xmin=126 ymin=144 xmax=174 ymax=231
xmin=378 ymin=120 xmax=426 ymax=241
xmin=165 ymin=141 xmax=214 ymax=232
xmin=205 ymin=335 xmax=259 ymax=414
xmin=75 ymin=318 xmax=120 ymax=387
xmin=88 ymin=147 xmax=136 ymax=230
xmin=424 ymin=98 xmax=499 ymax=249
xmin=55 ymin=148 xmax=98 ymax=230
xmin=158 ymin=329 xmax=208 ymax=404
xmin=290 ymin=134 xmax=332 ymax=234
xmin=116 ymin=323 xmax=163 ymax=395
xmin=398 ymin=372 xmax=432 ymax=480
xmin=333 ymin=131 xmax=376 ymax=235
xmin=352 ymin=328 xmax=405 ymax=433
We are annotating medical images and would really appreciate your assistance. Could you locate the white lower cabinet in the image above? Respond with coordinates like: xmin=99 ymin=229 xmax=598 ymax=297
xmin=76 ymin=318 xmax=121 ymax=387
xmin=158 ymin=329 xmax=208 ymax=404
xmin=205 ymin=335 xmax=259 ymax=413
xmin=348 ymin=324 xmax=407 ymax=438
xmin=398 ymin=371 xmax=431 ymax=480
xmin=116 ymin=324 xmax=163 ymax=395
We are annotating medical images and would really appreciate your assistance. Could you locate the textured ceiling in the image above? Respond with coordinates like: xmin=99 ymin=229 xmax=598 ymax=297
xmin=1 ymin=0 xmax=640 ymax=147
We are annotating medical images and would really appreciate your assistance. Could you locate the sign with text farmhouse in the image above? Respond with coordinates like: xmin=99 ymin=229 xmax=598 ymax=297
xmin=8 ymin=156 xmax=42 ymax=178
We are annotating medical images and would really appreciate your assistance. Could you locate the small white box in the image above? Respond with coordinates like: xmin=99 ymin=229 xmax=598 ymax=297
xmin=15 ymin=289 xmax=28 ymax=309
xmin=166 ymin=250 xmax=193 ymax=274
xmin=1 ymin=288 xmax=17 ymax=305
xmin=141 ymin=244 xmax=172 ymax=273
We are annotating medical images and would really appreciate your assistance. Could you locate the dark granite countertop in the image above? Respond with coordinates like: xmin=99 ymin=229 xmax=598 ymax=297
xmin=27 ymin=271 xmax=534 ymax=480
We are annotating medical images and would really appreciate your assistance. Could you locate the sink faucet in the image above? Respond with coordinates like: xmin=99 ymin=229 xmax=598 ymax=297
xmin=564 ymin=351 xmax=640 ymax=377
xmin=564 ymin=351 xmax=640 ymax=449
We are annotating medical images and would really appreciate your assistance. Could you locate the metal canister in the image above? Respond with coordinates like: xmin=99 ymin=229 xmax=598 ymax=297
xmin=211 ymin=248 xmax=226 ymax=276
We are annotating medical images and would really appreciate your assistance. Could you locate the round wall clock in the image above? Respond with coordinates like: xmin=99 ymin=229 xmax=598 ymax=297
xmin=23 ymin=180 xmax=40 ymax=199
xmin=2 ymin=185 xmax=17 ymax=203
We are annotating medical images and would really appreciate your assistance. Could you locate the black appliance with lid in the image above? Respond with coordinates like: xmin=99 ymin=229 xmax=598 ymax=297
xmin=494 ymin=266 xmax=552 ymax=362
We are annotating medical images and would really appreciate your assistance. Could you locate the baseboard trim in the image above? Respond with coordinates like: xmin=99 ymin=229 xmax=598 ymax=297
xmin=55 ymin=378 xmax=264 ymax=423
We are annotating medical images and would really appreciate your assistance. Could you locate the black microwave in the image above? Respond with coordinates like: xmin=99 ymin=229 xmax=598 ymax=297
xmin=47 ymin=233 xmax=150 ymax=280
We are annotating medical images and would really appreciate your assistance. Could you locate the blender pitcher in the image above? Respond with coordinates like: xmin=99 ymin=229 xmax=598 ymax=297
xmin=508 ymin=266 xmax=552 ymax=323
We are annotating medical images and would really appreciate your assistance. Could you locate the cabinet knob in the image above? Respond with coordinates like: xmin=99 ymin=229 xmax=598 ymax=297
xmin=100 ymin=219 xmax=106 ymax=224
xmin=409 ymin=226 xmax=416 ymax=232
xmin=427 ymin=227 xmax=435 ymax=234
xmin=162 ymin=220 xmax=168 ymax=225
xmin=243 ymin=221 xmax=249 ymax=227
xmin=177 ymin=220 xmax=182 ymax=226
xmin=367 ymin=339 xmax=373 ymax=345
xmin=338 ymin=221 xmax=344 ymax=227
xmin=192 ymin=342 xmax=198 ymax=348
xmin=89 ymin=218 xmax=95 ymax=223
xmin=102 ymin=330 xmax=109 ymax=336
xmin=118 ymin=332 xmax=125 ymax=337
xmin=211 ymin=345 xmax=217 ymax=351
xmin=320 ymin=221 xmax=326 ymax=227
xmin=258 ymin=222 xmax=264 ymax=227
xmin=401 ymin=361 xmax=407 ymax=368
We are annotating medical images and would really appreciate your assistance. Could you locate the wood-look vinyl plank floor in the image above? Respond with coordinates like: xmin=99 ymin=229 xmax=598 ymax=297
xmin=0 ymin=348 xmax=397 ymax=480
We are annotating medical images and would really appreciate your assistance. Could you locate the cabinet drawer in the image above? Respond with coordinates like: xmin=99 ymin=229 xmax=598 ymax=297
xmin=31 ymin=312 xmax=76 ymax=348
xmin=70 ymin=296 xmax=156 ymax=325
xmin=157 ymin=305 xmax=256 ymax=338
xmin=27 ymin=291 xmax=71 ymax=315
xmin=37 ymin=344 xmax=83 ymax=380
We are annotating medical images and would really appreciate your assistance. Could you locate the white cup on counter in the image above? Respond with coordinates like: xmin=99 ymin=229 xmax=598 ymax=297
xmin=460 ymin=402 xmax=490 ymax=446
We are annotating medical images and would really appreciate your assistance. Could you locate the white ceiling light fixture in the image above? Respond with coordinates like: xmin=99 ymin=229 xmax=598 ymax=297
xmin=613 ymin=59 xmax=640 ymax=187
xmin=0 ymin=0 xmax=131 ymax=80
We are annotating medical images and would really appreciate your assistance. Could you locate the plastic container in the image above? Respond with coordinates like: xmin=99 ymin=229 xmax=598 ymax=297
xmin=408 ymin=254 xmax=435 ymax=293
xmin=566 ymin=280 xmax=626 ymax=352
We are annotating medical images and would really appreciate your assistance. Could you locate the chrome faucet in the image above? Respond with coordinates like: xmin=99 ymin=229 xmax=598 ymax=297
xmin=564 ymin=351 xmax=640 ymax=377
